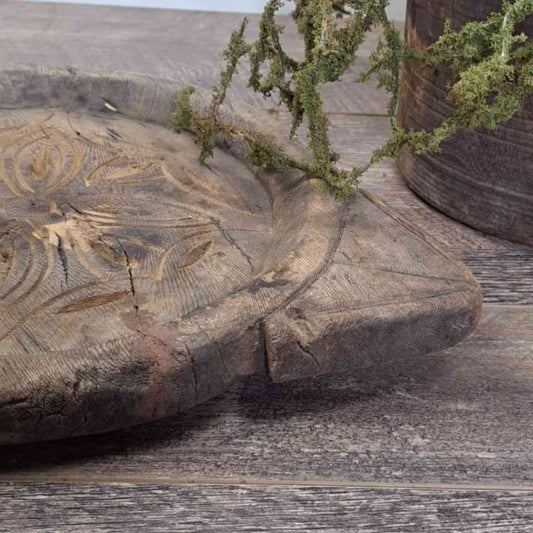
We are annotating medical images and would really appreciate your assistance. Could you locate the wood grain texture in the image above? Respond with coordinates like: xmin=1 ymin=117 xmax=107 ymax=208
xmin=0 ymin=6 xmax=532 ymax=527
xmin=1 ymin=306 xmax=532 ymax=486
xmin=397 ymin=0 xmax=533 ymax=245
xmin=320 ymin=113 xmax=533 ymax=305
xmin=0 ymin=0 xmax=392 ymax=115
xmin=0 ymin=0 xmax=529 ymax=304
xmin=0 ymin=66 xmax=481 ymax=444
xmin=1 ymin=482 xmax=533 ymax=532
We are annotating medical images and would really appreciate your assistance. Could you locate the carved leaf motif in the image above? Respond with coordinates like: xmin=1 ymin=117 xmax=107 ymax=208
xmin=85 ymin=156 xmax=156 ymax=186
xmin=102 ymin=161 xmax=153 ymax=181
xmin=178 ymin=240 xmax=213 ymax=268
xmin=90 ymin=240 xmax=128 ymax=267
xmin=0 ymin=125 xmax=81 ymax=196
xmin=56 ymin=290 xmax=130 ymax=314
xmin=0 ymin=116 xmax=226 ymax=330
xmin=31 ymin=146 xmax=51 ymax=180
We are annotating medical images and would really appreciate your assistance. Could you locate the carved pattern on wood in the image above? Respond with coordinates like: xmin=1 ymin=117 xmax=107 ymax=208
xmin=0 ymin=68 xmax=482 ymax=444
xmin=0 ymin=110 xmax=271 ymax=357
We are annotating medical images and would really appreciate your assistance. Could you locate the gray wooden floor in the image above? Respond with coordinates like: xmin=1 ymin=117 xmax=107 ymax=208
xmin=0 ymin=2 xmax=532 ymax=531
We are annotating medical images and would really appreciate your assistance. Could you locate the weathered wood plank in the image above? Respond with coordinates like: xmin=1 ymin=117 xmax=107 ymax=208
xmin=1 ymin=305 xmax=532 ymax=485
xmin=0 ymin=0 xmax=392 ymax=114
xmin=1 ymin=482 xmax=533 ymax=532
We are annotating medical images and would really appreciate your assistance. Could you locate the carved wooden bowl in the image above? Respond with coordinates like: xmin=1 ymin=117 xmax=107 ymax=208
xmin=0 ymin=67 xmax=482 ymax=444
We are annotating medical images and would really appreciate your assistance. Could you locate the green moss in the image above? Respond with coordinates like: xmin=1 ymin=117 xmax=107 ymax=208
xmin=174 ymin=0 xmax=533 ymax=199
xmin=173 ymin=86 xmax=195 ymax=133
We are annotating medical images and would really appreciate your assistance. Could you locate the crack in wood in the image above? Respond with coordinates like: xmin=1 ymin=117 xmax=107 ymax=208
xmin=258 ymin=320 xmax=272 ymax=381
xmin=55 ymin=233 xmax=69 ymax=285
xmin=295 ymin=340 xmax=321 ymax=368
xmin=116 ymin=239 xmax=138 ymax=314
xmin=184 ymin=343 xmax=199 ymax=402
xmin=211 ymin=217 xmax=254 ymax=272
xmin=262 ymin=199 xmax=350 ymax=321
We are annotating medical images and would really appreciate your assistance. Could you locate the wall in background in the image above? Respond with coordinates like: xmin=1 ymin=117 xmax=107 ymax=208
xmin=22 ymin=0 xmax=407 ymax=19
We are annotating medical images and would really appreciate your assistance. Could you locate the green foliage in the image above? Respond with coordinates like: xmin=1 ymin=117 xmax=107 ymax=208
xmin=173 ymin=81 xmax=316 ymax=179
xmin=174 ymin=0 xmax=533 ymax=199
xmin=357 ymin=16 xmax=403 ymax=116
xmin=173 ymin=86 xmax=195 ymax=134
xmin=388 ymin=0 xmax=533 ymax=157
xmin=173 ymin=18 xmax=250 ymax=163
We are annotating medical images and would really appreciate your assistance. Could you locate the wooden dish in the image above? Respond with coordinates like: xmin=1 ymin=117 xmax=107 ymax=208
xmin=0 ymin=67 xmax=482 ymax=444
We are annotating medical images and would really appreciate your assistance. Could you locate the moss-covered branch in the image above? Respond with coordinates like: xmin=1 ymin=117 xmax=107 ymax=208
xmin=174 ymin=0 xmax=533 ymax=199
xmin=174 ymin=18 xmax=250 ymax=163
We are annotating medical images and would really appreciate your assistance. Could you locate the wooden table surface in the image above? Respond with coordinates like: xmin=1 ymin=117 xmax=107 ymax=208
xmin=0 ymin=2 xmax=532 ymax=531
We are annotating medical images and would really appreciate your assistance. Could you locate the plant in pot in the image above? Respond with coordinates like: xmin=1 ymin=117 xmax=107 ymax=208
xmin=177 ymin=0 xmax=533 ymax=241
xmin=397 ymin=0 xmax=533 ymax=245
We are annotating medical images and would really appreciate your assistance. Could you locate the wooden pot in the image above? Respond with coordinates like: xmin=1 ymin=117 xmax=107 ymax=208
xmin=397 ymin=0 xmax=533 ymax=246
xmin=0 ymin=67 xmax=481 ymax=444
